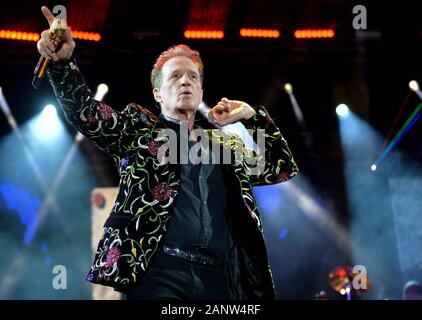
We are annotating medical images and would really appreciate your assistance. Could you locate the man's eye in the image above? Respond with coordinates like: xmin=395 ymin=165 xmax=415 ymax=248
xmin=171 ymin=74 xmax=179 ymax=78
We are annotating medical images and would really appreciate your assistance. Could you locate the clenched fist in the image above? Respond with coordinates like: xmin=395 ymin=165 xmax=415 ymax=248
xmin=209 ymin=97 xmax=256 ymax=126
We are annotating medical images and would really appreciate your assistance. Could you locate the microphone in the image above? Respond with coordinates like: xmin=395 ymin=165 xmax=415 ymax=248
xmin=32 ymin=18 xmax=67 ymax=89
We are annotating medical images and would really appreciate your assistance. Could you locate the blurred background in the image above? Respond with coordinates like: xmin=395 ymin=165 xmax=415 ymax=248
xmin=1 ymin=0 xmax=422 ymax=300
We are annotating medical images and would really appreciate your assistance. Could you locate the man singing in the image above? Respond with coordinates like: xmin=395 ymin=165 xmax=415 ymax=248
xmin=37 ymin=6 xmax=299 ymax=300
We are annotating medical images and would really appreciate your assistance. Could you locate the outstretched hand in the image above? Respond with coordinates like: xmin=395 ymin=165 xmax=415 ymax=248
xmin=209 ymin=98 xmax=256 ymax=126
xmin=36 ymin=6 xmax=75 ymax=63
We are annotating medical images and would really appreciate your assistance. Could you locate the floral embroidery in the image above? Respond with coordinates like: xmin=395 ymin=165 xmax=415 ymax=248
xmin=105 ymin=247 xmax=121 ymax=268
xmin=147 ymin=140 xmax=161 ymax=156
xmin=151 ymin=182 xmax=174 ymax=202
xmin=276 ymin=171 xmax=291 ymax=183
xmin=97 ymin=103 xmax=113 ymax=121
xmin=86 ymin=111 xmax=97 ymax=125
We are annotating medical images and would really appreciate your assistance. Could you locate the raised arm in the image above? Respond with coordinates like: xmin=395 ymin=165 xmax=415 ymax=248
xmin=37 ymin=6 xmax=156 ymax=158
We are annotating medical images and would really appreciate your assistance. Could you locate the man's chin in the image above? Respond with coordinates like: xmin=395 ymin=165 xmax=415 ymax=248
xmin=177 ymin=103 xmax=198 ymax=112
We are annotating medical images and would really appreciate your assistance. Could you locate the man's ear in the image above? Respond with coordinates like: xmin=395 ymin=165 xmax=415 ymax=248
xmin=153 ymin=88 xmax=162 ymax=103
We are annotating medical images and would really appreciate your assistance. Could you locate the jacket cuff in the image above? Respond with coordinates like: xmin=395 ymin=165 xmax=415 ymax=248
xmin=240 ymin=105 xmax=273 ymax=129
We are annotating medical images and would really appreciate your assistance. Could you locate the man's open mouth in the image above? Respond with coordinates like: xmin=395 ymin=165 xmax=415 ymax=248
xmin=180 ymin=92 xmax=193 ymax=96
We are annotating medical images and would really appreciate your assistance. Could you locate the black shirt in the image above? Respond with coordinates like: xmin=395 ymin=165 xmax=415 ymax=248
xmin=160 ymin=115 xmax=229 ymax=258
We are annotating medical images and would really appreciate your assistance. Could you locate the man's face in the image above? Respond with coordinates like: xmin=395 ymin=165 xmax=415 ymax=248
xmin=154 ymin=56 xmax=203 ymax=115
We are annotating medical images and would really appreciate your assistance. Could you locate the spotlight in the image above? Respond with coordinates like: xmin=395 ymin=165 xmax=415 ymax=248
xmin=409 ymin=80 xmax=419 ymax=92
xmin=284 ymin=83 xmax=293 ymax=94
xmin=94 ymin=83 xmax=109 ymax=101
xmin=340 ymin=288 xmax=346 ymax=295
xmin=409 ymin=80 xmax=422 ymax=101
xmin=370 ymin=164 xmax=377 ymax=171
xmin=336 ymin=104 xmax=349 ymax=117
xmin=31 ymin=104 xmax=62 ymax=141
xmin=42 ymin=104 xmax=57 ymax=119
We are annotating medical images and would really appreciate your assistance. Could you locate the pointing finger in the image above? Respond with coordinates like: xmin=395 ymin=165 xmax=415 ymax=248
xmin=41 ymin=6 xmax=55 ymax=26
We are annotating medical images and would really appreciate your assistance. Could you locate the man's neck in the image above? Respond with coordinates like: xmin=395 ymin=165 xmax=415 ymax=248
xmin=161 ymin=110 xmax=196 ymax=132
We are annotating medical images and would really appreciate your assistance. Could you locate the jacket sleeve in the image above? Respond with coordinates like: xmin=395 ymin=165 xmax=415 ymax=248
xmin=240 ymin=105 xmax=299 ymax=186
xmin=46 ymin=57 xmax=157 ymax=158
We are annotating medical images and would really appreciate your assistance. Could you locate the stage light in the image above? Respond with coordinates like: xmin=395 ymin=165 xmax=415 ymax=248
xmin=30 ymin=104 xmax=63 ymax=142
xmin=0 ymin=29 xmax=40 ymax=42
xmin=294 ymin=29 xmax=335 ymax=39
xmin=42 ymin=104 xmax=57 ymax=119
xmin=283 ymin=83 xmax=307 ymax=129
xmin=409 ymin=80 xmax=419 ymax=92
xmin=336 ymin=104 xmax=349 ymax=117
xmin=284 ymin=83 xmax=293 ymax=94
xmin=0 ymin=29 xmax=100 ymax=42
xmin=94 ymin=83 xmax=109 ymax=101
xmin=409 ymin=80 xmax=422 ymax=100
xmin=253 ymin=185 xmax=282 ymax=214
xmin=38 ymin=104 xmax=59 ymax=140
xmin=240 ymin=28 xmax=280 ymax=38
xmin=184 ymin=30 xmax=224 ymax=39
xmin=370 ymin=164 xmax=377 ymax=171
xmin=71 ymin=31 xmax=101 ymax=42
xmin=376 ymin=102 xmax=422 ymax=166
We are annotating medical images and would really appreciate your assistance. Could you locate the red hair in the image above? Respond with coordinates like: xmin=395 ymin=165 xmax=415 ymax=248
xmin=151 ymin=44 xmax=204 ymax=88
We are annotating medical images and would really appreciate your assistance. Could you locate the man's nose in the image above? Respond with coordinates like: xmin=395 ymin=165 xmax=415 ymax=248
xmin=180 ymin=73 xmax=191 ymax=86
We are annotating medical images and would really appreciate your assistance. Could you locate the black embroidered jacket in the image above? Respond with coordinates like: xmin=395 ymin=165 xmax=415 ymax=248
xmin=47 ymin=58 xmax=299 ymax=299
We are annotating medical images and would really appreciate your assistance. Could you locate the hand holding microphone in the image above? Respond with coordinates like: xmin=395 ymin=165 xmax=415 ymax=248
xmin=33 ymin=6 xmax=75 ymax=88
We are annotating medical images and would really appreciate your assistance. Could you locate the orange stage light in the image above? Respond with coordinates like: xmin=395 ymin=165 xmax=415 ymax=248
xmin=184 ymin=30 xmax=224 ymax=39
xmin=240 ymin=28 xmax=280 ymax=38
xmin=294 ymin=29 xmax=335 ymax=39
xmin=0 ymin=29 xmax=101 ymax=42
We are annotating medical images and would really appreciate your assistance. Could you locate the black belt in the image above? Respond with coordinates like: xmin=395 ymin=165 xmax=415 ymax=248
xmin=160 ymin=244 xmax=224 ymax=267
